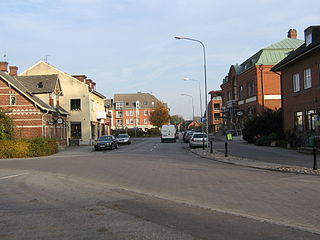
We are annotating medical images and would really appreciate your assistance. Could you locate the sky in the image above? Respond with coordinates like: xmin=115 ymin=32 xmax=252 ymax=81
xmin=1 ymin=0 xmax=319 ymax=120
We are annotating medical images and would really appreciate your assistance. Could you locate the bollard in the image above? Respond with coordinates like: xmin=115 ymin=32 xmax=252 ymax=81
xmin=210 ymin=140 xmax=213 ymax=153
xmin=225 ymin=142 xmax=228 ymax=157
xmin=202 ymin=138 xmax=205 ymax=150
xmin=313 ymin=147 xmax=318 ymax=170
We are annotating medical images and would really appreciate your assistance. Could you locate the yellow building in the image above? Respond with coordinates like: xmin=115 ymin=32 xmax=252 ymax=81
xmin=20 ymin=61 xmax=109 ymax=145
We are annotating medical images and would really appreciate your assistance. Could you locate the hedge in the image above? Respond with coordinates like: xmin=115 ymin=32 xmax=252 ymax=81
xmin=0 ymin=137 xmax=58 ymax=158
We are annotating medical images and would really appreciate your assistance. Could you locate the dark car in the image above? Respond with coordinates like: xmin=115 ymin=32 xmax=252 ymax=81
xmin=116 ymin=133 xmax=131 ymax=144
xmin=94 ymin=135 xmax=118 ymax=151
xmin=183 ymin=131 xmax=194 ymax=143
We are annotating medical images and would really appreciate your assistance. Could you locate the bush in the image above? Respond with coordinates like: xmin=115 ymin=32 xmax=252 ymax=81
xmin=243 ymin=109 xmax=283 ymax=143
xmin=146 ymin=128 xmax=160 ymax=136
xmin=0 ymin=137 xmax=58 ymax=158
xmin=255 ymin=133 xmax=278 ymax=146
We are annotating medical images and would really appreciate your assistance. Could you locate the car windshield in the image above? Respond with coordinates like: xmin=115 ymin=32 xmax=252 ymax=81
xmin=193 ymin=134 xmax=204 ymax=138
xmin=118 ymin=134 xmax=129 ymax=138
xmin=98 ymin=136 xmax=113 ymax=141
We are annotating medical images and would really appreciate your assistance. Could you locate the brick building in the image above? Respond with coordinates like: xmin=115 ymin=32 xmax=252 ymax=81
xmin=0 ymin=62 xmax=68 ymax=145
xmin=272 ymin=26 xmax=320 ymax=136
xmin=207 ymin=90 xmax=223 ymax=133
xmin=220 ymin=30 xmax=304 ymax=132
xmin=111 ymin=92 xmax=166 ymax=131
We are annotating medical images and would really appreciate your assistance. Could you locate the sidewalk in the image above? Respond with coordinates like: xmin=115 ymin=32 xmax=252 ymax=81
xmin=191 ymin=135 xmax=320 ymax=176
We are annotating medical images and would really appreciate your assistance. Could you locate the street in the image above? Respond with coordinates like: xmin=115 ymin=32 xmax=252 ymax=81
xmin=0 ymin=137 xmax=319 ymax=239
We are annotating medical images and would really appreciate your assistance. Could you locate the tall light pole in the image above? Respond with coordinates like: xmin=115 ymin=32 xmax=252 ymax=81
xmin=175 ymin=36 xmax=209 ymax=148
xmin=183 ymin=77 xmax=203 ymax=123
xmin=181 ymin=93 xmax=195 ymax=121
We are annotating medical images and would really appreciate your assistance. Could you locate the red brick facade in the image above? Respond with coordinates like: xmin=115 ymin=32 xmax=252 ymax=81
xmin=0 ymin=71 xmax=68 ymax=145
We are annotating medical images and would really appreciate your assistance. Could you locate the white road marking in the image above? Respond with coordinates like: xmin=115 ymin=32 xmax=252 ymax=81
xmin=0 ymin=173 xmax=28 ymax=180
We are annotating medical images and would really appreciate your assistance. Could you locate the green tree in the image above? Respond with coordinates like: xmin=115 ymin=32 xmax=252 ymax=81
xmin=149 ymin=101 xmax=170 ymax=128
xmin=170 ymin=115 xmax=185 ymax=125
xmin=0 ymin=109 xmax=14 ymax=140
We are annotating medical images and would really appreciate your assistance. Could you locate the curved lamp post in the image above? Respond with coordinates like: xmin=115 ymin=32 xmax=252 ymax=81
xmin=181 ymin=93 xmax=195 ymax=121
xmin=175 ymin=36 xmax=209 ymax=149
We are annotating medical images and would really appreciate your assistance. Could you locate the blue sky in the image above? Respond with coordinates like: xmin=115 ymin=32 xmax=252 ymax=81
xmin=1 ymin=0 xmax=319 ymax=119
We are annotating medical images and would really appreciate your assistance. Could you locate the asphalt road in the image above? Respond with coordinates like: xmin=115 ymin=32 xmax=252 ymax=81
xmin=0 ymin=137 xmax=319 ymax=239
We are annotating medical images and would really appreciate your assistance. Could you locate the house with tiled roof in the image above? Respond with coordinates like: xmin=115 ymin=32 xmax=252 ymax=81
xmin=272 ymin=26 xmax=320 ymax=136
xmin=20 ymin=61 xmax=110 ymax=145
xmin=111 ymin=92 xmax=166 ymax=131
xmin=220 ymin=29 xmax=304 ymax=132
xmin=0 ymin=62 xmax=68 ymax=145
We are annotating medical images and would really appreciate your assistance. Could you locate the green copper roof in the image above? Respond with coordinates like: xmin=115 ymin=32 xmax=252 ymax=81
xmin=237 ymin=38 xmax=304 ymax=74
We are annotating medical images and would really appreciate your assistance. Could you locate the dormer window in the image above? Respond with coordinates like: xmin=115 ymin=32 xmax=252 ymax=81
xmin=37 ymin=82 xmax=43 ymax=88
xmin=306 ymin=32 xmax=312 ymax=46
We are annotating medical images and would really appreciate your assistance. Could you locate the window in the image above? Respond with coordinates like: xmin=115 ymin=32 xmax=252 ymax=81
xmin=144 ymin=101 xmax=148 ymax=105
xmin=214 ymin=113 xmax=220 ymax=120
xmin=144 ymin=110 xmax=148 ymax=116
xmin=130 ymin=110 xmax=134 ymax=116
xmin=71 ymin=122 xmax=81 ymax=139
xmin=115 ymin=102 xmax=123 ymax=110
xmin=304 ymin=68 xmax=312 ymax=89
xmin=144 ymin=118 xmax=149 ymax=124
xmin=247 ymin=81 xmax=255 ymax=97
xmin=126 ymin=119 xmax=130 ymax=124
xmin=10 ymin=94 xmax=16 ymax=106
xmin=239 ymin=86 xmax=244 ymax=100
xmin=116 ymin=119 xmax=123 ymax=126
xmin=306 ymin=33 xmax=312 ymax=46
xmin=306 ymin=110 xmax=315 ymax=132
xmin=294 ymin=112 xmax=303 ymax=133
xmin=292 ymin=73 xmax=300 ymax=92
xmin=116 ymin=111 xmax=123 ymax=118
xmin=214 ymin=103 xmax=220 ymax=110
xmin=136 ymin=101 xmax=141 ymax=109
xmin=70 ymin=99 xmax=81 ymax=110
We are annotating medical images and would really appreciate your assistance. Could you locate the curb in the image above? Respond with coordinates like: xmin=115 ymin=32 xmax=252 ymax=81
xmin=190 ymin=148 xmax=320 ymax=176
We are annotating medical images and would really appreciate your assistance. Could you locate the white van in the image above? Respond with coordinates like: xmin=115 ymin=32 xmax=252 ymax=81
xmin=161 ymin=125 xmax=176 ymax=143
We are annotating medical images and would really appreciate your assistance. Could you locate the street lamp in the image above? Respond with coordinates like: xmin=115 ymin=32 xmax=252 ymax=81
xmin=181 ymin=93 xmax=195 ymax=121
xmin=175 ymin=35 xmax=209 ymax=149
xmin=183 ymin=77 xmax=203 ymax=123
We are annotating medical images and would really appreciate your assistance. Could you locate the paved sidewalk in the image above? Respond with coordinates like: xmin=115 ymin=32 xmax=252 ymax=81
xmin=191 ymin=135 xmax=320 ymax=176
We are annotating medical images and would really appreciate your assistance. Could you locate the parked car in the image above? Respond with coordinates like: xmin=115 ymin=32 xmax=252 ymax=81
xmin=183 ymin=130 xmax=193 ymax=143
xmin=189 ymin=132 xmax=207 ymax=149
xmin=116 ymin=133 xmax=131 ymax=144
xmin=94 ymin=135 xmax=118 ymax=151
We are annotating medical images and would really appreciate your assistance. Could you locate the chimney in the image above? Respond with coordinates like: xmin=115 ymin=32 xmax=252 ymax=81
xmin=92 ymin=82 xmax=96 ymax=90
xmin=9 ymin=66 xmax=18 ymax=76
xmin=72 ymin=75 xmax=87 ymax=83
xmin=0 ymin=61 xmax=8 ymax=72
xmin=86 ymin=79 xmax=93 ymax=89
xmin=288 ymin=29 xmax=297 ymax=39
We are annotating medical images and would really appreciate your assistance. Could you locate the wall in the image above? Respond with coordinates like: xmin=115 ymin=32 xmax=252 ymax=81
xmin=20 ymin=62 xmax=91 ymax=144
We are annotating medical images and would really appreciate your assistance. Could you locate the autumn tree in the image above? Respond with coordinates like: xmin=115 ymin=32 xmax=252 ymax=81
xmin=149 ymin=101 xmax=170 ymax=128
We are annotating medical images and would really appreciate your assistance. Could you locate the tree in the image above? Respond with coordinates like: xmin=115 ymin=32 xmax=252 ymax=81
xmin=242 ymin=109 xmax=283 ymax=143
xmin=149 ymin=101 xmax=170 ymax=128
xmin=0 ymin=109 xmax=14 ymax=140
xmin=170 ymin=115 xmax=185 ymax=125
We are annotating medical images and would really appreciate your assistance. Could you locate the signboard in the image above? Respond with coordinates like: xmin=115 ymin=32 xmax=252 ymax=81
xmin=56 ymin=118 xmax=64 ymax=124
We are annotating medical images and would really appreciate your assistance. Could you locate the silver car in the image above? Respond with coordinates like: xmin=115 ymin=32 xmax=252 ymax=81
xmin=116 ymin=133 xmax=131 ymax=144
xmin=189 ymin=132 xmax=207 ymax=149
